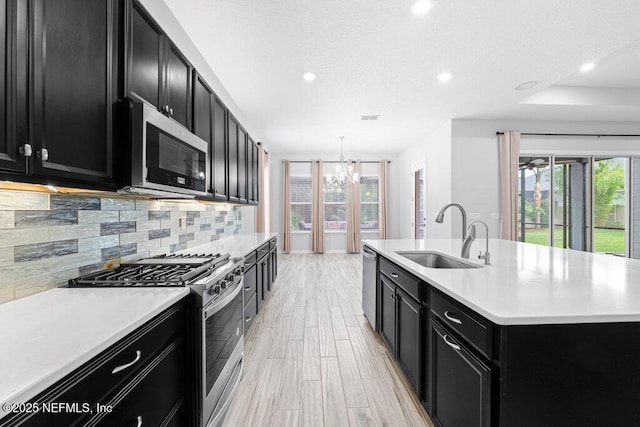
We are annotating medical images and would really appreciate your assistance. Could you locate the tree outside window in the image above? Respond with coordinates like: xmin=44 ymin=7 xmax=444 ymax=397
xmin=291 ymin=176 xmax=312 ymax=231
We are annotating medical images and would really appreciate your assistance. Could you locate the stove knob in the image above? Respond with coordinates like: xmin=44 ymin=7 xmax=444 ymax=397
xmin=227 ymin=274 xmax=235 ymax=283
xmin=208 ymin=285 xmax=221 ymax=295
xmin=235 ymin=267 xmax=243 ymax=276
xmin=220 ymin=280 xmax=228 ymax=289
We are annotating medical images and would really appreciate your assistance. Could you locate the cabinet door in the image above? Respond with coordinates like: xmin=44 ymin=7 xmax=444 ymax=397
xmin=247 ymin=136 xmax=254 ymax=202
xmin=30 ymin=0 xmax=116 ymax=188
xmin=211 ymin=98 xmax=227 ymax=200
xmin=396 ymin=287 xmax=422 ymax=394
xmin=237 ymin=126 xmax=247 ymax=202
xmin=227 ymin=114 xmax=239 ymax=202
xmin=253 ymin=141 xmax=259 ymax=204
xmin=0 ymin=0 xmax=28 ymax=176
xmin=192 ymin=72 xmax=212 ymax=143
xmin=379 ymin=275 xmax=396 ymax=353
xmin=164 ymin=42 xmax=191 ymax=128
xmin=256 ymin=257 xmax=264 ymax=311
xmin=126 ymin=1 xmax=162 ymax=109
xmin=430 ymin=322 xmax=491 ymax=427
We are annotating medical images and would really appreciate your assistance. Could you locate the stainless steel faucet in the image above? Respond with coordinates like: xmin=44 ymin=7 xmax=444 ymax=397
xmin=435 ymin=203 xmax=467 ymax=243
xmin=466 ymin=220 xmax=491 ymax=265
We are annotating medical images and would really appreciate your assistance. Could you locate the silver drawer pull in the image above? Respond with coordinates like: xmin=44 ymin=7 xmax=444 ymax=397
xmin=245 ymin=316 xmax=252 ymax=322
xmin=390 ymin=272 xmax=399 ymax=278
xmin=112 ymin=350 xmax=142 ymax=374
xmin=442 ymin=334 xmax=461 ymax=351
xmin=444 ymin=310 xmax=462 ymax=325
xmin=245 ymin=286 xmax=251 ymax=291
xmin=136 ymin=415 xmax=143 ymax=427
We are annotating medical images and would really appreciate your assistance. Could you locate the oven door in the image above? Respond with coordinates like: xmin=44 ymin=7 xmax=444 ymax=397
xmin=201 ymin=277 xmax=244 ymax=425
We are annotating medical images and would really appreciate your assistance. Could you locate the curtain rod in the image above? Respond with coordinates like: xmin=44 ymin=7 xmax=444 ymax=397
xmin=496 ymin=132 xmax=640 ymax=137
xmin=281 ymin=160 xmax=391 ymax=164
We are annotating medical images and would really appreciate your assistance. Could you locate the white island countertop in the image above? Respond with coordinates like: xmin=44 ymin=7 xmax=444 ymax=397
xmin=0 ymin=287 xmax=189 ymax=417
xmin=363 ymin=238 xmax=640 ymax=326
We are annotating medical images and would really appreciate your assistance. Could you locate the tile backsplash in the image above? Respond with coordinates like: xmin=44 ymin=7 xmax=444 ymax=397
xmin=0 ymin=190 xmax=244 ymax=303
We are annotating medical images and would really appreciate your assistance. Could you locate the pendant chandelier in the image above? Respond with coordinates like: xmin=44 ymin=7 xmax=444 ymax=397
xmin=326 ymin=136 xmax=359 ymax=187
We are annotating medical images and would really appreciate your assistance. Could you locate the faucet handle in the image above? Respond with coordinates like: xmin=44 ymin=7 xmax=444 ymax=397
xmin=478 ymin=251 xmax=491 ymax=266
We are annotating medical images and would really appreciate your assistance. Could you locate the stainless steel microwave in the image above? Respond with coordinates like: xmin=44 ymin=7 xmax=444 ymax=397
xmin=121 ymin=102 xmax=209 ymax=197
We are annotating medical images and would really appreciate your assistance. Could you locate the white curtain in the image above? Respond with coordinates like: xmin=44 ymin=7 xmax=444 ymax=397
xmin=378 ymin=160 xmax=389 ymax=239
xmin=311 ymin=160 xmax=324 ymax=253
xmin=346 ymin=161 xmax=361 ymax=253
xmin=256 ymin=145 xmax=270 ymax=234
xmin=499 ymin=131 xmax=520 ymax=240
xmin=282 ymin=160 xmax=291 ymax=252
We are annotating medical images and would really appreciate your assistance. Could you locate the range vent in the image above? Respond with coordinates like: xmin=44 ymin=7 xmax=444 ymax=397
xmin=361 ymin=115 xmax=380 ymax=121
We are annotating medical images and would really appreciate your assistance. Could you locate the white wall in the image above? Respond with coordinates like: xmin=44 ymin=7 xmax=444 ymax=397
xmin=270 ymin=152 xmax=400 ymax=252
xmin=397 ymin=120 xmax=453 ymax=239
xmin=450 ymin=119 xmax=640 ymax=238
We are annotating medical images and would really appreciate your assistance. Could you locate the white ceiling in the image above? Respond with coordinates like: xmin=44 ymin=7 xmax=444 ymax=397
xmin=164 ymin=0 xmax=640 ymax=154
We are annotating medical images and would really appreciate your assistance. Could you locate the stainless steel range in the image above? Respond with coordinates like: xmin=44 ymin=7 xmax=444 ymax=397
xmin=69 ymin=252 xmax=245 ymax=427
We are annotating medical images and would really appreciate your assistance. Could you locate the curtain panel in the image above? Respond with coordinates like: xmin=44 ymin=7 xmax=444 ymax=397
xmin=378 ymin=160 xmax=389 ymax=239
xmin=256 ymin=145 xmax=270 ymax=234
xmin=498 ymin=131 xmax=520 ymax=240
xmin=282 ymin=160 xmax=291 ymax=252
xmin=311 ymin=160 xmax=325 ymax=253
xmin=346 ymin=161 xmax=361 ymax=253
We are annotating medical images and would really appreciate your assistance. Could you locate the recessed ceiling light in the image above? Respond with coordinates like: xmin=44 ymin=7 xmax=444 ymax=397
xmin=514 ymin=81 xmax=538 ymax=91
xmin=437 ymin=72 xmax=453 ymax=83
xmin=412 ymin=0 xmax=431 ymax=16
xmin=580 ymin=62 xmax=595 ymax=72
xmin=303 ymin=72 xmax=316 ymax=82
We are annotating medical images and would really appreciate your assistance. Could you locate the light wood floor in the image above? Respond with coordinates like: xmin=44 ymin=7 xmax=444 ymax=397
xmin=223 ymin=253 xmax=434 ymax=427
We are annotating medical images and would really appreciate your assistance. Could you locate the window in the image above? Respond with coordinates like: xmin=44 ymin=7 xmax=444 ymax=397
xmin=360 ymin=176 xmax=379 ymax=232
xmin=290 ymin=175 xmax=312 ymax=231
xmin=324 ymin=178 xmax=347 ymax=231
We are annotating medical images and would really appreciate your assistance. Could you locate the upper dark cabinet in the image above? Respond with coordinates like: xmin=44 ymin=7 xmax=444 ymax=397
xmin=124 ymin=0 xmax=192 ymax=129
xmin=0 ymin=0 xmax=27 ymax=176
xmin=211 ymin=98 xmax=228 ymax=201
xmin=227 ymin=114 xmax=239 ymax=203
xmin=17 ymin=0 xmax=117 ymax=188
xmin=247 ymin=137 xmax=259 ymax=205
xmin=237 ymin=126 xmax=247 ymax=203
xmin=192 ymin=72 xmax=213 ymax=144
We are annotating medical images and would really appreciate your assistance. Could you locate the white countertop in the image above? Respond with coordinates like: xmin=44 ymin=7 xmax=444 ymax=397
xmin=0 ymin=287 xmax=189 ymax=417
xmin=178 ymin=232 xmax=278 ymax=259
xmin=363 ymin=238 xmax=640 ymax=326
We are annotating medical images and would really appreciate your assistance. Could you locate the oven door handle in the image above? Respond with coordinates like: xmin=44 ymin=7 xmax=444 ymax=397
xmin=204 ymin=278 xmax=243 ymax=318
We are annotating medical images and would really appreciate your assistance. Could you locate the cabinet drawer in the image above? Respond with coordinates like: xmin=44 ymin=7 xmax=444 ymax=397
xmin=90 ymin=340 xmax=185 ymax=427
xmin=269 ymin=238 xmax=276 ymax=250
xmin=431 ymin=291 xmax=492 ymax=359
xmin=257 ymin=243 xmax=269 ymax=260
xmin=243 ymin=264 xmax=257 ymax=301
xmin=244 ymin=251 xmax=257 ymax=269
xmin=244 ymin=292 xmax=257 ymax=333
xmin=379 ymin=257 xmax=420 ymax=301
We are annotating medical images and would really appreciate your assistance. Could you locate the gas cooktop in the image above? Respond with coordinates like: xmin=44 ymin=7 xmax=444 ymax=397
xmin=68 ymin=253 xmax=231 ymax=287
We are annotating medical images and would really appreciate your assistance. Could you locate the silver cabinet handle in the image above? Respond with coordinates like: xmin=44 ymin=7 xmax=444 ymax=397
xmin=245 ymin=316 xmax=251 ymax=323
xmin=136 ymin=415 xmax=143 ymax=427
xmin=38 ymin=148 xmax=49 ymax=162
xmin=169 ymin=107 xmax=174 ymax=116
xmin=444 ymin=310 xmax=462 ymax=325
xmin=164 ymin=105 xmax=170 ymax=113
xmin=442 ymin=334 xmax=461 ymax=351
xmin=244 ymin=286 xmax=251 ymax=291
xmin=112 ymin=350 xmax=142 ymax=374
xmin=390 ymin=272 xmax=399 ymax=278
xmin=19 ymin=143 xmax=32 ymax=157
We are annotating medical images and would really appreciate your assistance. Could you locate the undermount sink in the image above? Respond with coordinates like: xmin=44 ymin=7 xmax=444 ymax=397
xmin=396 ymin=251 xmax=482 ymax=269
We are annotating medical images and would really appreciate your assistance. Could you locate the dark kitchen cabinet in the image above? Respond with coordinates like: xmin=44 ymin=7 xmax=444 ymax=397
xmin=237 ymin=126 xmax=247 ymax=203
xmin=192 ymin=72 xmax=213 ymax=144
xmin=429 ymin=320 xmax=491 ymax=427
xmin=211 ymin=98 xmax=228 ymax=200
xmin=1 ymin=302 xmax=187 ymax=427
xmin=124 ymin=0 xmax=192 ymax=128
xmin=269 ymin=239 xmax=278 ymax=283
xmin=378 ymin=257 xmax=423 ymax=395
xmin=248 ymin=137 xmax=260 ymax=205
xmin=227 ymin=114 xmax=239 ymax=203
xmin=0 ymin=0 xmax=28 ymax=176
xmin=28 ymin=0 xmax=118 ymax=188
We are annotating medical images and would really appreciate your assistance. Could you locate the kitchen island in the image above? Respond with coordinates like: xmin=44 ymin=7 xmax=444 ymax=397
xmin=363 ymin=238 xmax=640 ymax=427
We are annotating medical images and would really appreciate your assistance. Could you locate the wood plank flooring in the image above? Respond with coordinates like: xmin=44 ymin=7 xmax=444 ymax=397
xmin=223 ymin=253 xmax=433 ymax=427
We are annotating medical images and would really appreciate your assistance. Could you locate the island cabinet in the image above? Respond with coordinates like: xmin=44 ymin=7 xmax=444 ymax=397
xmin=242 ymin=237 xmax=278 ymax=333
xmin=124 ymin=0 xmax=192 ymax=129
xmin=0 ymin=301 xmax=187 ymax=427
xmin=0 ymin=0 xmax=118 ymax=189
xmin=378 ymin=258 xmax=424 ymax=395
xmin=428 ymin=290 xmax=492 ymax=427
